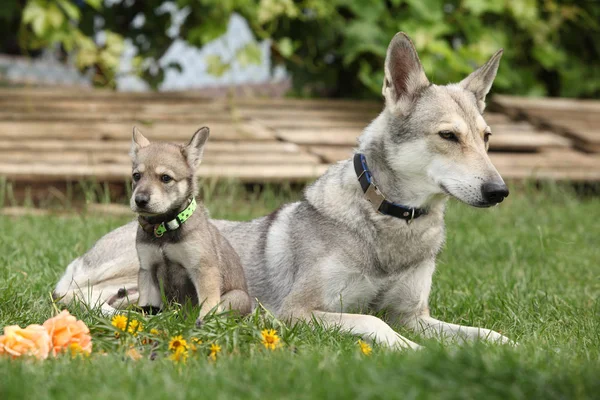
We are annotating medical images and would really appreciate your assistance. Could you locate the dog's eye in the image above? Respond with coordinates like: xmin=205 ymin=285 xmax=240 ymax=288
xmin=161 ymin=174 xmax=173 ymax=183
xmin=484 ymin=132 xmax=492 ymax=143
xmin=438 ymin=130 xmax=458 ymax=142
xmin=132 ymin=172 xmax=141 ymax=182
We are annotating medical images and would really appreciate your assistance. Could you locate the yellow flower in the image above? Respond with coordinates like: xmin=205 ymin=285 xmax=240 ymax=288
xmin=261 ymin=329 xmax=280 ymax=350
xmin=111 ymin=315 xmax=128 ymax=331
xmin=169 ymin=346 xmax=188 ymax=363
xmin=127 ymin=320 xmax=143 ymax=336
xmin=168 ymin=335 xmax=188 ymax=352
xmin=209 ymin=343 xmax=221 ymax=361
xmin=358 ymin=340 xmax=372 ymax=356
xmin=150 ymin=329 xmax=160 ymax=336
xmin=189 ymin=338 xmax=202 ymax=353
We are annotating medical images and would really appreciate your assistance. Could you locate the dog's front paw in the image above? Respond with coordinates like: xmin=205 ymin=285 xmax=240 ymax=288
xmin=195 ymin=318 xmax=204 ymax=328
xmin=485 ymin=330 xmax=517 ymax=346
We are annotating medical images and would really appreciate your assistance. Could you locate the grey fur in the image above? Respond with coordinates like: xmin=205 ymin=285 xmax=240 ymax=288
xmin=54 ymin=32 xmax=513 ymax=348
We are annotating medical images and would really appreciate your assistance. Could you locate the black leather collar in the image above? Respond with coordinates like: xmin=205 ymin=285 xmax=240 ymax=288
xmin=353 ymin=153 xmax=427 ymax=223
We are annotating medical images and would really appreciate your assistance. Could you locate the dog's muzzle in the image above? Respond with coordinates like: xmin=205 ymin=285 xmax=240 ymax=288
xmin=480 ymin=182 xmax=509 ymax=205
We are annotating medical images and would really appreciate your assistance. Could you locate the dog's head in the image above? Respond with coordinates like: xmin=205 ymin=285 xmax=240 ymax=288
xmin=369 ymin=32 xmax=507 ymax=208
xmin=129 ymin=127 xmax=209 ymax=216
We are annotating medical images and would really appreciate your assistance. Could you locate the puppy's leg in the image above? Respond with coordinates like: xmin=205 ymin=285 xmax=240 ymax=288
xmin=220 ymin=289 xmax=253 ymax=315
xmin=188 ymin=266 xmax=222 ymax=327
xmin=309 ymin=310 xmax=421 ymax=350
xmin=405 ymin=312 xmax=514 ymax=344
xmin=137 ymin=268 xmax=162 ymax=311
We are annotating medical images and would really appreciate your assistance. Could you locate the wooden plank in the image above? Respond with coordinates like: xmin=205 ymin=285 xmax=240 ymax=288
xmin=0 ymin=139 xmax=300 ymax=153
xmin=0 ymin=122 xmax=275 ymax=141
xmin=279 ymin=129 xmax=569 ymax=151
xmin=0 ymin=163 xmax=328 ymax=182
xmin=494 ymin=95 xmax=600 ymax=114
xmin=490 ymin=151 xmax=600 ymax=169
xmin=238 ymin=108 xmax=378 ymax=122
xmin=0 ymin=151 xmax=320 ymax=165
xmin=307 ymin=146 xmax=354 ymax=163
xmin=492 ymin=95 xmax=600 ymax=153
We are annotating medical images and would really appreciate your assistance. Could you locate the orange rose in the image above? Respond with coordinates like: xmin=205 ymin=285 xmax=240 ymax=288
xmin=43 ymin=310 xmax=92 ymax=356
xmin=0 ymin=324 xmax=51 ymax=360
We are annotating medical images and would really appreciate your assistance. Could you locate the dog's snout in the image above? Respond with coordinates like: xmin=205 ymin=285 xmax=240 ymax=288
xmin=135 ymin=193 xmax=150 ymax=208
xmin=481 ymin=182 xmax=509 ymax=204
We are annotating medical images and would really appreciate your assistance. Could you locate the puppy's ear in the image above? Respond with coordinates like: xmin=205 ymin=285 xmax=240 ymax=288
xmin=130 ymin=126 xmax=150 ymax=159
xmin=182 ymin=127 xmax=210 ymax=168
xmin=382 ymin=32 xmax=430 ymax=112
xmin=460 ymin=49 xmax=503 ymax=112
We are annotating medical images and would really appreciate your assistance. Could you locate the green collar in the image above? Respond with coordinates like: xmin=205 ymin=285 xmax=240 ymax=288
xmin=138 ymin=198 xmax=197 ymax=238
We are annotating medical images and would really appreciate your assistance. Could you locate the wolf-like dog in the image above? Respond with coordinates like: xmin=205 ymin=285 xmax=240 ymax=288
xmin=129 ymin=126 xmax=252 ymax=325
xmin=54 ymin=32 xmax=512 ymax=348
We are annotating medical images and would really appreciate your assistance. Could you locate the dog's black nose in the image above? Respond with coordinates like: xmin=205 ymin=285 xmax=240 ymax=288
xmin=481 ymin=182 xmax=509 ymax=204
xmin=135 ymin=193 xmax=150 ymax=208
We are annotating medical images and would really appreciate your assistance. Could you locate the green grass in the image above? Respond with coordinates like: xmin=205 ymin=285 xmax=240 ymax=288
xmin=1 ymin=183 xmax=599 ymax=399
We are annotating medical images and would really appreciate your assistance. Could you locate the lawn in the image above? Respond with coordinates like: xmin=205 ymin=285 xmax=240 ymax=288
xmin=0 ymin=183 xmax=599 ymax=399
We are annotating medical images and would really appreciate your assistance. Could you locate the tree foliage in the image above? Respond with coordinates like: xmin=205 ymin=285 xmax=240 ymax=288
xmin=6 ymin=0 xmax=600 ymax=98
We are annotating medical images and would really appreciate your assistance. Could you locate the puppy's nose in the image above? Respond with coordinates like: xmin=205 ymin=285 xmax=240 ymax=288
xmin=135 ymin=193 xmax=150 ymax=208
xmin=481 ymin=182 xmax=509 ymax=204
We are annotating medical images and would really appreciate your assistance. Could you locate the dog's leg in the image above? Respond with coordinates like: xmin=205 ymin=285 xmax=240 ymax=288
xmin=137 ymin=268 xmax=162 ymax=310
xmin=383 ymin=260 xmax=513 ymax=344
xmin=188 ymin=266 xmax=222 ymax=326
xmin=310 ymin=310 xmax=421 ymax=350
xmin=220 ymin=289 xmax=253 ymax=315
xmin=405 ymin=312 xmax=514 ymax=344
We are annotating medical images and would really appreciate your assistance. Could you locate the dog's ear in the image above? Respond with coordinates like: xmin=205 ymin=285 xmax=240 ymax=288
xmin=182 ymin=127 xmax=210 ymax=168
xmin=130 ymin=126 xmax=150 ymax=158
xmin=383 ymin=32 xmax=430 ymax=112
xmin=460 ymin=49 xmax=503 ymax=112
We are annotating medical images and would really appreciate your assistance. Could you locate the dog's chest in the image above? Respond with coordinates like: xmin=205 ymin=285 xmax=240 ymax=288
xmin=136 ymin=237 xmax=200 ymax=303
xmin=371 ymin=214 xmax=445 ymax=272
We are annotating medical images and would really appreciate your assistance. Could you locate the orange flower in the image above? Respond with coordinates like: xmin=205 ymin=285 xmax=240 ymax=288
xmin=0 ymin=324 xmax=51 ymax=360
xmin=43 ymin=310 xmax=92 ymax=356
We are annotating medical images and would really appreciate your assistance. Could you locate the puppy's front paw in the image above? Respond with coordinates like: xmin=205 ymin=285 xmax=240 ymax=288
xmin=195 ymin=318 xmax=204 ymax=328
xmin=140 ymin=305 xmax=162 ymax=315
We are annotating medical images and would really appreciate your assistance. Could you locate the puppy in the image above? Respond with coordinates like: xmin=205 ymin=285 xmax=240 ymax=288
xmin=129 ymin=126 xmax=252 ymax=325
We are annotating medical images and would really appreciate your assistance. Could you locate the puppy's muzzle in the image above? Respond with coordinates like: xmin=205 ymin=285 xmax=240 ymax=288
xmin=135 ymin=193 xmax=150 ymax=208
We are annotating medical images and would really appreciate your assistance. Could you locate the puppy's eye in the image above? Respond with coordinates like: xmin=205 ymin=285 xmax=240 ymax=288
xmin=132 ymin=172 xmax=141 ymax=182
xmin=161 ymin=174 xmax=173 ymax=183
xmin=484 ymin=132 xmax=492 ymax=143
xmin=438 ymin=130 xmax=458 ymax=142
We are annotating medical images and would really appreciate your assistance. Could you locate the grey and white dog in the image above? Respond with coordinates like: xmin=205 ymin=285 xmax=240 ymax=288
xmin=130 ymin=127 xmax=252 ymax=325
xmin=54 ymin=32 xmax=512 ymax=348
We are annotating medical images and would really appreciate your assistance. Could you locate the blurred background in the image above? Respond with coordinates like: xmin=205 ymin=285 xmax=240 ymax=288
xmin=0 ymin=0 xmax=599 ymax=210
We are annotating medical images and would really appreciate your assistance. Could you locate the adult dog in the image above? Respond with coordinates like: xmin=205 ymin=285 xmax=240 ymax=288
xmin=55 ymin=32 xmax=512 ymax=349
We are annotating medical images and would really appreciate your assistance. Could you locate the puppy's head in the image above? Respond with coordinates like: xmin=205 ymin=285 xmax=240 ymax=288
xmin=129 ymin=127 xmax=209 ymax=216
xmin=376 ymin=32 xmax=508 ymax=207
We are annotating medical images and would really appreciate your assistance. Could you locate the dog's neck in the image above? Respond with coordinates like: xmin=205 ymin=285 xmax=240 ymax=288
xmin=140 ymin=198 xmax=193 ymax=225
xmin=357 ymin=113 xmax=447 ymax=210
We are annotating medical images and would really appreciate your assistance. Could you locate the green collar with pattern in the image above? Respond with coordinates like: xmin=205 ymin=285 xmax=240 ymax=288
xmin=138 ymin=198 xmax=197 ymax=238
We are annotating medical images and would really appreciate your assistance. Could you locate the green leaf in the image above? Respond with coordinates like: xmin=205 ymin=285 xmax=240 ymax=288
xmin=277 ymin=37 xmax=294 ymax=58
xmin=46 ymin=4 xmax=65 ymax=29
xmin=57 ymin=0 xmax=81 ymax=21
xmin=236 ymin=43 xmax=262 ymax=67
xmin=205 ymin=54 xmax=231 ymax=77
xmin=462 ymin=0 xmax=505 ymax=16
xmin=84 ymin=0 xmax=103 ymax=10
